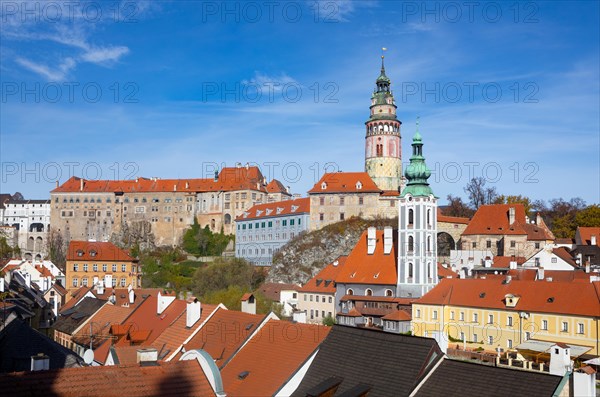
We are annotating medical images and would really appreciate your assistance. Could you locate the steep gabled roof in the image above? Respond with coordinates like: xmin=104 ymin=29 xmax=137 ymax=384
xmin=266 ymin=179 xmax=289 ymax=194
xmin=300 ymin=256 xmax=348 ymax=294
xmin=221 ymin=319 xmax=330 ymax=397
xmin=336 ymin=230 xmax=397 ymax=285
xmin=0 ymin=359 xmax=216 ymax=397
xmin=179 ymin=307 xmax=266 ymax=368
xmin=71 ymin=304 xmax=134 ymax=349
xmin=413 ymin=358 xmax=563 ymax=397
xmin=462 ymin=204 xmax=554 ymax=240
xmin=236 ymin=198 xmax=309 ymax=221
xmin=576 ymin=227 xmax=600 ymax=246
xmin=53 ymin=297 xmax=107 ymax=335
xmin=256 ymin=282 xmax=299 ymax=301
xmin=308 ymin=172 xmax=381 ymax=194
xmin=291 ymin=326 xmax=443 ymax=397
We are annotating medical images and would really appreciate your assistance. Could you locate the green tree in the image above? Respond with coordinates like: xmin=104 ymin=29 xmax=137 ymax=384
xmin=322 ymin=314 xmax=336 ymax=326
xmin=575 ymin=205 xmax=600 ymax=227
xmin=191 ymin=257 xmax=264 ymax=297
xmin=183 ymin=220 xmax=232 ymax=256
xmin=494 ymin=195 xmax=533 ymax=214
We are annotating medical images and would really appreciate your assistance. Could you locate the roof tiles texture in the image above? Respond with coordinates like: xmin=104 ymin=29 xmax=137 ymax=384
xmin=336 ymin=230 xmax=397 ymax=285
xmin=308 ymin=172 xmax=381 ymax=194
xmin=236 ymin=197 xmax=309 ymax=221
xmin=0 ymin=360 xmax=216 ymax=397
xmin=415 ymin=277 xmax=600 ymax=317
xmin=221 ymin=319 xmax=331 ymax=397
xmin=463 ymin=204 xmax=554 ymax=240
xmin=577 ymin=227 xmax=600 ymax=246
xmin=257 ymin=282 xmax=299 ymax=301
xmin=67 ymin=241 xmax=134 ymax=262
xmin=300 ymin=256 xmax=347 ymax=294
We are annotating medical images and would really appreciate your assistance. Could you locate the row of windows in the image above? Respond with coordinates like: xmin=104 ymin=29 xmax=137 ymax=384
xmin=224 ymin=192 xmax=257 ymax=201
xmin=239 ymin=232 xmax=295 ymax=242
xmin=72 ymin=277 xmax=128 ymax=287
xmin=418 ymin=310 xmax=586 ymax=334
xmin=345 ymin=288 xmax=394 ymax=297
xmin=469 ymin=240 xmax=541 ymax=250
xmin=72 ymin=264 xmax=135 ymax=273
xmin=310 ymin=309 xmax=332 ymax=320
xmin=238 ymin=218 xmax=303 ymax=230
xmin=318 ymin=196 xmax=365 ymax=206
xmin=57 ymin=196 xmax=192 ymax=204
xmin=238 ymin=247 xmax=278 ymax=256
xmin=304 ymin=294 xmax=333 ymax=303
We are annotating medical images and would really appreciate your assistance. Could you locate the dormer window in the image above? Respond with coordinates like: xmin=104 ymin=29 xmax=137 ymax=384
xmin=291 ymin=205 xmax=298 ymax=212
xmin=90 ymin=250 xmax=97 ymax=257
xmin=77 ymin=250 xmax=84 ymax=257
xmin=276 ymin=207 xmax=283 ymax=214
xmin=265 ymin=209 xmax=273 ymax=215
xmin=356 ymin=181 xmax=362 ymax=190
xmin=321 ymin=182 xmax=327 ymax=190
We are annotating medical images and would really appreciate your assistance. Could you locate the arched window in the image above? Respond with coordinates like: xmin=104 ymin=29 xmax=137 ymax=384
xmin=408 ymin=263 xmax=414 ymax=279
xmin=408 ymin=209 xmax=414 ymax=226
xmin=365 ymin=288 xmax=373 ymax=296
xmin=408 ymin=236 xmax=414 ymax=252
xmin=224 ymin=213 xmax=231 ymax=225
xmin=427 ymin=263 xmax=432 ymax=279
xmin=376 ymin=144 xmax=383 ymax=157
xmin=427 ymin=209 xmax=431 ymax=225
xmin=427 ymin=236 xmax=431 ymax=252
xmin=385 ymin=289 xmax=393 ymax=297
xmin=347 ymin=288 xmax=354 ymax=295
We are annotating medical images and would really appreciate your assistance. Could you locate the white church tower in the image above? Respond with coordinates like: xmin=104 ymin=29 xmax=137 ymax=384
xmin=397 ymin=125 xmax=438 ymax=298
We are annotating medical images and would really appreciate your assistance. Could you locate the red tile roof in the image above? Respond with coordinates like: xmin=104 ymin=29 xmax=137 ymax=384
xmin=381 ymin=310 xmax=412 ymax=321
xmin=0 ymin=360 xmax=216 ymax=397
xmin=72 ymin=304 xmax=134 ymax=348
xmin=437 ymin=263 xmax=457 ymax=278
xmin=236 ymin=197 xmax=309 ymax=221
xmin=179 ymin=308 xmax=266 ymax=367
xmin=462 ymin=204 xmax=553 ymax=240
xmin=577 ymin=227 xmax=600 ymax=246
xmin=308 ymin=172 xmax=381 ymax=194
xmin=492 ymin=256 xmax=527 ymax=268
xmin=416 ymin=277 xmax=600 ymax=317
xmin=256 ymin=282 xmax=299 ymax=301
xmin=437 ymin=208 xmax=470 ymax=224
xmin=336 ymin=230 xmax=398 ymax=285
xmin=52 ymin=167 xmax=269 ymax=194
xmin=299 ymin=256 xmax=347 ymax=294
xmin=150 ymin=303 xmax=219 ymax=361
xmin=67 ymin=241 xmax=135 ymax=262
xmin=240 ymin=293 xmax=253 ymax=302
xmin=266 ymin=179 xmax=289 ymax=194
xmin=551 ymin=247 xmax=577 ymax=267
xmin=35 ymin=265 xmax=54 ymax=278
xmin=220 ymin=319 xmax=330 ymax=397
xmin=339 ymin=295 xmax=416 ymax=305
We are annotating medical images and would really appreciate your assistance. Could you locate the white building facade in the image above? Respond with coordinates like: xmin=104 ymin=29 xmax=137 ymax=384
xmin=2 ymin=199 xmax=50 ymax=261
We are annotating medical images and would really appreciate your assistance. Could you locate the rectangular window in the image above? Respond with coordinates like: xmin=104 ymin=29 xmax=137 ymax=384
xmin=310 ymin=295 xmax=313 ymax=302
xmin=319 ymin=197 xmax=325 ymax=205
xmin=112 ymin=264 xmax=117 ymax=272
xmin=120 ymin=278 xmax=126 ymax=287
xmin=93 ymin=264 xmax=98 ymax=272
xmin=488 ymin=336 xmax=493 ymax=345
xmin=358 ymin=197 xmax=364 ymax=205
xmin=73 ymin=264 xmax=78 ymax=272
xmin=83 ymin=264 xmax=88 ymax=272
xmin=102 ymin=264 xmax=107 ymax=272
xmin=507 ymin=339 xmax=513 ymax=349
xmin=507 ymin=316 xmax=513 ymax=326
xmin=298 ymin=218 xmax=301 ymax=225
xmin=578 ymin=323 xmax=584 ymax=334
xmin=304 ymin=295 xmax=307 ymax=301
xmin=416 ymin=309 xmax=421 ymax=318
xmin=72 ymin=278 xmax=78 ymax=287
xmin=319 ymin=213 xmax=324 ymax=221
xmin=488 ymin=314 xmax=493 ymax=324
xmin=340 ymin=197 xmax=345 ymax=205
xmin=459 ymin=312 xmax=464 ymax=321
xmin=340 ymin=213 xmax=345 ymax=220
xmin=460 ymin=332 xmax=465 ymax=341
xmin=282 ymin=220 xmax=287 ymax=226
xmin=561 ymin=322 xmax=568 ymax=332
xmin=450 ymin=311 xmax=455 ymax=320
xmin=472 ymin=242 xmax=477 ymax=248
xmin=551 ymin=257 xmax=557 ymax=263
xmin=486 ymin=240 xmax=491 ymax=248
xmin=535 ymin=242 xmax=540 ymax=249
xmin=432 ymin=310 xmax=438 ymax=320
xmin=290 ymin=219 xmax=295 ymax=226
xmin=473 ymin=334 xmax=478 ymax=342
xmin=328 ymin=296 xmax=332 ymax=303
xmin=112 ymin=278 xmax=117 ymax=287
xmin=542 ymin=320 xmax=548 ymax=330
xmin=268 ymin=221 xmax=272 ymax=227
xmin=122 ymin=264 xmax=127 ymax=272
xmin=473 ymin=313 xmax=478 ymax=323
xmin=510 ymin=240 xmax=516 ymax=248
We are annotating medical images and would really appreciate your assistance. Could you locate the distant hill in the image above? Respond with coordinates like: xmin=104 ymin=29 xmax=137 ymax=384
xmin=267 ymin=217 xmax=398 ymax=285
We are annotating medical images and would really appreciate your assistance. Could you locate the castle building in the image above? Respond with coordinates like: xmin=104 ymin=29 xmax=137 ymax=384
xmin=50 ymin=165 xmax=289 ymax=246
xmin=365 ymin=55 xmax=403 ymax=192
xmin=1 ymin=199 xmax=50 ymax=261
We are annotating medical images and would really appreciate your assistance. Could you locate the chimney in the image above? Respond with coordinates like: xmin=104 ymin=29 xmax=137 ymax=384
xmin=537 ymin=268 xmax=545 ymax=280
xmin=80 ymin=178 xmax=84 ymax=191
xmin=333 ymin=260 xmax=339 ymax=267
xmin=549 ymin=344 xmax=572 ymax=376
xmin=241 ymin=294 xmax=256 ymax=315
xmin=96 ymin=279 xmax=104 ymax=295
xmin=383 ymin=227 xmax=393 ymax=254
xmin=585 ymin=262 xmax=591 ymax=273
xmin=128 ymin=287 xmax=135 ymax=304
xmin=577 ymin=253 xmax=583 ymax=265
xmin=509 ymin=258 xmax=517 ymax=270
xmin=367 ymin=227 xmax=376 ymax=255
xmin=185 ymin=181 xmax=189 ymax=189
xmin=55 ymin=180 xmax=59 ymax=188
xmin=546 ymin=277 xmax=553 ymax=282
xmin=245 ymin=162 xmax=249 ymax=170
xmin=173 ymin=184 xmax=177 ymax=192
xmin=591 ymin=235 xmax=597 ymax=246
xmin=505 ymin=275 xmax=512 ymax=284
xmin=157 ymin=291 xmax=176 ymax=315
xmin=186 ymin=298 xmax=202 ymax=328
xmin=30 ymin=354 xmax=50 ymax=371
xmin=484 ymin=257 xmax=492 ymax=268
xmin=24 ymin=273 xmax=31 ymax=288
xmin=136 ymin=348 xmax=158 ymax=365
xmin=536 ymin=212 xmax=542 ymax=225
xmin=214 ymin=171 xmax=219 ymax=182
xmin=508 ymin=207 xmax=515 ymax=225
xmin=236 ymin=162 xmax=241 ymax=168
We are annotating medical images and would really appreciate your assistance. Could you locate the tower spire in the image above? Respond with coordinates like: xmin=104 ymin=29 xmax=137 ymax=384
xmin=401 ymin=124 xmax=434 ymax=198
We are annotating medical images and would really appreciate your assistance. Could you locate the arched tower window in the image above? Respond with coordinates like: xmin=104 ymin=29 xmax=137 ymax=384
xmin=347 ymin=288 xmax=354 ymax=295
xmin=427 ymin=263 xmax=432 ymax=279
xmin=427 ymin=209 xmax=431 ymax=225
xmin=427 ymin=236 xmax=431 ymax=252
xmin=365 ymin=288 xmax=373 ymax=296
xmin=408 ymin=236 xmax=414 ymax=252
xmin=408 ymin=209 xmax=414 ymax=226
xmin=408 ymin=263 xmax=414 ymax=279
xmin=376 ymin=144 xmax=383 ymax=157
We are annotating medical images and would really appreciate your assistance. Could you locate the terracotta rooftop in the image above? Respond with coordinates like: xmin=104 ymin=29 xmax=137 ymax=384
xmin=300 ymin=256 xmax=347 ymax=294
xmin=308 ymin=172 xmax=381 ymax=194
xmin=221 ymin=319 xmax=330 ymax=397
xmin=179 ymin=308 xmax=267 ymax=367
xmin=415 ymin=277 xmax=600 ymax=317
xmin=437 ymin=208 xmax=470 ymax=224
xmin=576 ymin=227 xmax=600 ymax=246
xmin=492 ymin=256 xmax=527 ymax=268
xmin=52 ymin=166 xmax=272 ymax=194
xmin=236 ymin=197 xmax=309 ymax=221
xmin=381 ymin=310 xmax=412 ymax=321
xmin=437 ymin=263 xmax=457 ymax=278
xmin=336 ymin=229 xmax=398 ymax=285
xmin=266 ymin=179 xmax=289 ymax=194
xmin=462 ymin=204 xmax=554 ymax=241
xmin=71 ymin=304 xmax=134 ymax=349
xmin=0 ymin=359 xmax=216 ymax=397
xmin=256 ymin=282 xmax=299 ymax=301
xmin=551 ymin=247 xmax=578 ymax=267
xmin=150 ymin=303 xmax=219 ymax=361
xmin=67 ymin=241 xmax=135 ymax=262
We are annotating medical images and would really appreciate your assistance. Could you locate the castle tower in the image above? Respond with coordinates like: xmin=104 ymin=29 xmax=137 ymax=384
xmin=364 ymin=55 xmax=402 ymax=192
xmin=397 ymin=125 xmax=438 ymax=298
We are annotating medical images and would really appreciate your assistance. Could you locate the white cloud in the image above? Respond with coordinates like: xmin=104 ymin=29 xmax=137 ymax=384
xmin=15 ymin=57 xmax=76 ymax=81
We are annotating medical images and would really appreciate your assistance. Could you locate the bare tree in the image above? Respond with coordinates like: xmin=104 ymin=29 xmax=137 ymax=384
xmin=46 ymin=229 xmax=67 ymax=271
xmin=464 ymin=177 xmax=498 ymax=209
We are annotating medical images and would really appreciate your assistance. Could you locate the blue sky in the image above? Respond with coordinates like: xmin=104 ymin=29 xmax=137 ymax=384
xmin=1 ymin=0 xmax=599 ymax=205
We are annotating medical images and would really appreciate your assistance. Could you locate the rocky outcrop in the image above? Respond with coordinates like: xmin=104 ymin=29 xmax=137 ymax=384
xmin=267 ymin=217 xmax=397 ymax=285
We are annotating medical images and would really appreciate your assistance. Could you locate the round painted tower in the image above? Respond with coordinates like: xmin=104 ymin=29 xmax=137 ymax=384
xmin=364 ymin=55 xmax=402 ymax=192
